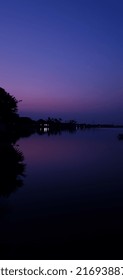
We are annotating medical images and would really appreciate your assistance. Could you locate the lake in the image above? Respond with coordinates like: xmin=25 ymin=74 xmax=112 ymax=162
xmin=0 ymin=128 xmax=123 ymax=259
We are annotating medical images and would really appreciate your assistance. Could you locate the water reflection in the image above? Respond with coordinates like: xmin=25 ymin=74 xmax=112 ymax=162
xmin=0 ymin=129 xmax=123 ymax=259
xmin=0 ymin=141 xmax=25 ymax=197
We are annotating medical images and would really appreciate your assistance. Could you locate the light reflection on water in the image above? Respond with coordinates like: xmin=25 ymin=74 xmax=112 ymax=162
xmin=0 ymin=128 xmax=123 ymax=259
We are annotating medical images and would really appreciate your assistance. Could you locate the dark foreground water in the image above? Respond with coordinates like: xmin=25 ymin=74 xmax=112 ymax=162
xmin=0 ymin=128 xmax=123 ymax=259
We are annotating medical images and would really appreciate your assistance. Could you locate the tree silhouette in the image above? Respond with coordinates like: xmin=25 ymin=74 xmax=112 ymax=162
xmin=0 ymin=87 xmax=19 ymax=124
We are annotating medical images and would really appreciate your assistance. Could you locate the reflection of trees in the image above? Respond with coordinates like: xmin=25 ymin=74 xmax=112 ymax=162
xmin=0 ymin=142 xmax=25 ymax=197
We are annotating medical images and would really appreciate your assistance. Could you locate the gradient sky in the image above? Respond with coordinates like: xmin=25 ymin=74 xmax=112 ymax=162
xmin=0 ymin=0 xmax=123 ymax=123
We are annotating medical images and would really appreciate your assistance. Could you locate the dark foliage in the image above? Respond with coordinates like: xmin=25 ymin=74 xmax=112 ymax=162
xmin=0 ymin=87 xmax=19 ymax=123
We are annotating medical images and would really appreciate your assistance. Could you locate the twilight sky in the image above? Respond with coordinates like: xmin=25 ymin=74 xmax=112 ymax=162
xmin=0 ymin=0 xmax=123 ymax=123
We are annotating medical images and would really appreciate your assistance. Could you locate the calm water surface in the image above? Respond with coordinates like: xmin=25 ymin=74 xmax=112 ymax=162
xmin=0 ymin=128 xmax=123 ymax=259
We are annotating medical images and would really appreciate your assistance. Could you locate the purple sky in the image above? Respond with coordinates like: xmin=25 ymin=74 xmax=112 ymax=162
xmin=0 ymin=0 xmax=123 ymax=123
